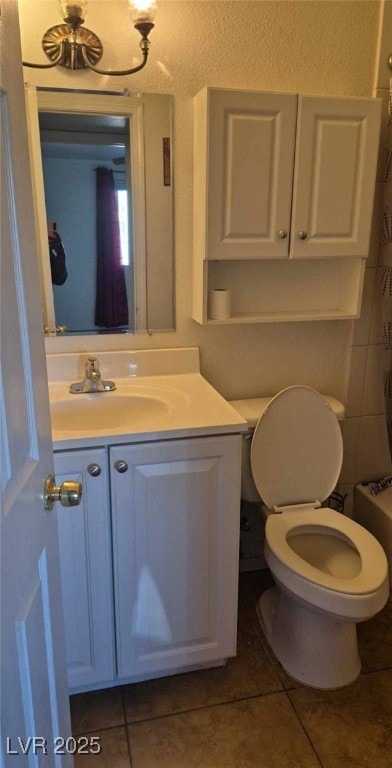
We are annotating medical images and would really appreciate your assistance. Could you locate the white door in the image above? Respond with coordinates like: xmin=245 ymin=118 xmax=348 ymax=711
xmin=290 ymin=95 xmax=381 ymax=259
xmin=1 ymin=2 xmax=72 ymax=763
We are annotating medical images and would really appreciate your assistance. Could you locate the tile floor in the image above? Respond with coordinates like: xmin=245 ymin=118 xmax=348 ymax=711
xmin=70 ymin=570 xmax=392 ymax=767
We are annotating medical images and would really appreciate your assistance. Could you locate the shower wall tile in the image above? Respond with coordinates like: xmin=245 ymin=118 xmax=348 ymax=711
xmin=352 ymin=267 xmax=378 ymax=346
xmin=367 ymin=182 xmax=383 ymax=267
xmin=340 ymin=418 xmax=361 ymax=483
xmin=363 ymin=344 xmax=385 ymax=415
xmin=346 ymin=3 xmax=392 ymax=490
xmin=345 ymin=345 xmax=367 ymax=417
xmin=370 ymin=279 xmax=383 ymax=344
xmin=357 ymin=415 xmax=392 ymax=482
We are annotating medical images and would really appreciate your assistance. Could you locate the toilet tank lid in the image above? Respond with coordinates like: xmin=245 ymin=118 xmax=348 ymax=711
xmin=228 ymin=395 xmax=345 ymax=429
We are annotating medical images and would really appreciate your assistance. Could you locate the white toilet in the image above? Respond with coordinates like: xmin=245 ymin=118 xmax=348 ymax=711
xmin=232 ymin=385 xmax=389 ymax=689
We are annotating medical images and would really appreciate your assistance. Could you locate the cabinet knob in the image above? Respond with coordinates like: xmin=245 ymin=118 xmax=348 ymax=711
xmin=278 ymin=230 xmax=287 ymax=239
xmin=114 ymin=460 xmax=128 ymax=474
xmin=87 ymin=463 xmax=101 ymax=477
xmin=298 ymin=231 xmax=308 ymax=240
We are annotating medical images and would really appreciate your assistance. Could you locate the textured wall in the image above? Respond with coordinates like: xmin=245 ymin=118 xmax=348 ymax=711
xmin=19 ymin=0 xmax=380 ymax=401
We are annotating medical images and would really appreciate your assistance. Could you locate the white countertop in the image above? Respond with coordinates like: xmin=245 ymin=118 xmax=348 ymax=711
xmin=48 ymin=351 xmax=247 ymax=450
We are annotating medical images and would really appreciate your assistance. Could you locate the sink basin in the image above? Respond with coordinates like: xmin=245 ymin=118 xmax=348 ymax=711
xmin=50 ymin=384 xmax=189 ymax=433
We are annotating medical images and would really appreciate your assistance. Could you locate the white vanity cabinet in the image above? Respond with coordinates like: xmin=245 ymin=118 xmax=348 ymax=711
xmin=54 ymin=433 xmax=242 ymax=692
xmin=193 ymin=87 xmax=381 ymax=324
xmin=53 ymin=448 xmax=115 ymax=691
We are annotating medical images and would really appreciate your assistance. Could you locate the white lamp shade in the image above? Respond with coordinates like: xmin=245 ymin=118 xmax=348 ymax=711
xmin=129 ymin=0 xmax=157 ymax=24
xmin=59 ymin=1 xmax=88 ymax=20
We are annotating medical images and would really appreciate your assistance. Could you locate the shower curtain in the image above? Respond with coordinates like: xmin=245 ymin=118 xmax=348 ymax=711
xmin=381 ymin=78 xmax=392 ymax=457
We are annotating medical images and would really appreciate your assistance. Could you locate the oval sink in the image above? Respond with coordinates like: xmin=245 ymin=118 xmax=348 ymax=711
xmin=50 ymin=386 xmax=188 ymax=433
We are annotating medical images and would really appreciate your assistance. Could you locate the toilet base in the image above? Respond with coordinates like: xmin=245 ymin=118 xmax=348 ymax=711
xmin=257 ymin=586 xmax=361 ymax=689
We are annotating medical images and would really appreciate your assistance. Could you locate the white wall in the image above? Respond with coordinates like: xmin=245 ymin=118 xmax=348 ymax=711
xmin=19 ymin=0 xmax=381 ymax=405
xmin=340 ymin=0 xmax=392 ymax=515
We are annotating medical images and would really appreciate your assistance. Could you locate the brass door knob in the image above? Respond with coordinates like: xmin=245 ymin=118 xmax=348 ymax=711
xmin=44 ymin=475 xmax=82 ymax=511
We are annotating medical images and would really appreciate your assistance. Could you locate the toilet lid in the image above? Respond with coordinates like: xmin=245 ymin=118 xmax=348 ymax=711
xmin=250 ymin=386 xmax=343 ymax=509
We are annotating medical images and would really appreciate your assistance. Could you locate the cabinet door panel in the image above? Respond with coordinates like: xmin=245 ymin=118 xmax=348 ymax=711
xmin=111 ymin=436 xmax=241 ymax=680
xmin=54 ymin=448 xmax=115 ymax=691
xmin=206 ymin=89 xmax=297 ymax=259
xmin=291 ymin=95 xmax=381 ymax=258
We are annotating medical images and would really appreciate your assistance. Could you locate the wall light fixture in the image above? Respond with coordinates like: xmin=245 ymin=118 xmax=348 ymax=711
xmin=22 ymin=0 xmax=156 ymax=76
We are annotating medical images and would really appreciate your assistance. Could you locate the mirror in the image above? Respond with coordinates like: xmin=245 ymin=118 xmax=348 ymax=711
xmin=26 ymin=88 xmax=174 ymax=336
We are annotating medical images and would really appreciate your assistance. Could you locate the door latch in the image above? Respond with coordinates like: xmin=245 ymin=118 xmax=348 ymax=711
xmin=44 ymin=475 xmax=82 ymax=511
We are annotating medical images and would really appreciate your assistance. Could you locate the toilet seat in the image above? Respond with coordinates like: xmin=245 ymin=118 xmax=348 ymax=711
xmin=251 ymin=385 xmax=389 ymax=620
xmin=250 ymin=386 xmax=343 ymax=510
xmin=265 ymin=506 xmax=387 ymax=595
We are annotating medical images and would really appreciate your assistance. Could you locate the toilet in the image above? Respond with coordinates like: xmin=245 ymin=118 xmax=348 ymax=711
xmin=231 ymin=386 xmax=389 ymax=689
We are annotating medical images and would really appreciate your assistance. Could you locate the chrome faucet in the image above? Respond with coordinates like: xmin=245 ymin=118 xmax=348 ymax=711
xmin=69 ymin=357 xmax=116 ymax=394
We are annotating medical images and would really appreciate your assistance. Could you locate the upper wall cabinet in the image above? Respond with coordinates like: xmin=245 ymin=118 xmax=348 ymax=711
xmin=194 ymin=89 xmax=298 ymax=261
xmin=193 ymin=87 xmax=381 ymax=324
xmin=291 ymin=96 xmax=381 ymax=260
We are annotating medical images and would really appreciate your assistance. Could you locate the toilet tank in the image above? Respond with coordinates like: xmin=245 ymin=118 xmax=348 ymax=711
xmin=229 ymin=394 xmax=345 ymax=503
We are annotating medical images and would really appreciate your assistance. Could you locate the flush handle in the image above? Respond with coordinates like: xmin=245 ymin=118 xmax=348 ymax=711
xmin=44 ymin=475 xmax=82 ymax=511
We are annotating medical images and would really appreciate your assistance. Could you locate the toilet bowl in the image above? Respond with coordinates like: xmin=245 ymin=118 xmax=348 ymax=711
xmin=234 ymin=386 xmax=389 ymax=689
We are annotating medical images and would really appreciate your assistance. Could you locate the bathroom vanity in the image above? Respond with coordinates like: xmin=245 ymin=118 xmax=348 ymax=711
xmin=48 ymin=348 xmax=247 ymax=693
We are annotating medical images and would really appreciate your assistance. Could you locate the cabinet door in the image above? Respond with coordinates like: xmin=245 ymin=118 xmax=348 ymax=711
xmin=290 ymin=95 xmax=381 ymax=259
xmin=111 ymin=435 xmax=242 ymax=681
xmin=54 ymin=448 xmax=115 ymax=691
xmin=195 ymin=88 xmax=297 ymax=260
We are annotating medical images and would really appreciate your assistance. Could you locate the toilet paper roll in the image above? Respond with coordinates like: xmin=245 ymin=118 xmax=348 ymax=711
xmin=208 ymin=289 xmax=232 ymax=320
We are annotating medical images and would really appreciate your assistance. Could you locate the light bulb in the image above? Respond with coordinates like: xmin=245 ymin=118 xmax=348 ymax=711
xmin=129 ymin=0 xmax=157 ymax=25
xmin=59 ymin=1 xmax=88 ymax=20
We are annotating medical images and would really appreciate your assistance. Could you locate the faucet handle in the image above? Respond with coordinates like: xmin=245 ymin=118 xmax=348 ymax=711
xmin=86 ymin=356 xmax=99 ymax=371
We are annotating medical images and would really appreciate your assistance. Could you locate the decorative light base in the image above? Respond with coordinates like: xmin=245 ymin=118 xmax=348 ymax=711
xmin=42 ymin=24 xmax=103 ymax=69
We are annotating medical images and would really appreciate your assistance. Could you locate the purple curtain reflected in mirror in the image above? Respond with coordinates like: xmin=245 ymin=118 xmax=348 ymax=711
xmin=95 ymin=167 xmax=128 ymax=328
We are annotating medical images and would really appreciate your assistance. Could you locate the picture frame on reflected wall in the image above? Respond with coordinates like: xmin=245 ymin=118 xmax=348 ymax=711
xmin=163 ymin=137 xmax=171 ymax=186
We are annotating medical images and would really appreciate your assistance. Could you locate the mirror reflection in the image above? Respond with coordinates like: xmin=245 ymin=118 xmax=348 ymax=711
xmin=27 ymin=89 xmax=174 ymax=336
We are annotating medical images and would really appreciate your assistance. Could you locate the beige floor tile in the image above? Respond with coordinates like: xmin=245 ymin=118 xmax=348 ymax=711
xmin=358 ymin=596 xmax=392 ymax=673
xmin=73 ymin=727 xmax=130 ymax=768
xmin=122 ymin=625 xmax=283 ymax=723
xmin=70 ymin=687 xmax=124 ymax=736
xmin=122 ymin=640 xmax=283 ymax=723
xmin=288 ymin=669 xmax=392 ymax=768
xmin=128 ymin=692 xmax=320 ymax=768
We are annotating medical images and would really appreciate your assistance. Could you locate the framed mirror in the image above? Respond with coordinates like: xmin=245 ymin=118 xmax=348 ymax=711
xmin=25 ymin=88 xmax=174 ymax=336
